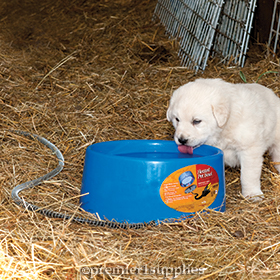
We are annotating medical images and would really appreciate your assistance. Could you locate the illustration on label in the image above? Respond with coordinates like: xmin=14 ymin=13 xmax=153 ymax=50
xmin=179 ymin=171 xmax=194 ymax=188
xmin=160 ymin=164 xmax=219 ymax=213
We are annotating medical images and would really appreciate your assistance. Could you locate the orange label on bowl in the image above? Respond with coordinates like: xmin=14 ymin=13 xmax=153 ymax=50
xmin=160 ymin=164 xmax=219 ymax=213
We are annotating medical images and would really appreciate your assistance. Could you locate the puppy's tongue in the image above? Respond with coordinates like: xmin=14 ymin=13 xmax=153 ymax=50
xmin=178 ymin=145 xmax=193 ymax=155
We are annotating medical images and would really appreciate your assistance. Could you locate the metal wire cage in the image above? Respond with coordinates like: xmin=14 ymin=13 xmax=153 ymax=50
xmin=212 ymin=0 xmax=257 ymax=67
xmin=268 ymin=0 xmax=280 ymax=55
xmin=153 ymin=0 xmax=257 ymax=70
xmin=153 ymin=0 xmax=224 ymax=71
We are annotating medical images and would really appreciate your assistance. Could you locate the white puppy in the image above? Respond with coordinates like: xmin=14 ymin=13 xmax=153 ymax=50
xmin=167 ymin=78 xmax=280 ymax=199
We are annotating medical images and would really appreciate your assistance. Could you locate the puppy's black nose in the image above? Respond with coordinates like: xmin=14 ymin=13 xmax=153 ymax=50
xmin=178 ymin=138 xmax=188 ymax=145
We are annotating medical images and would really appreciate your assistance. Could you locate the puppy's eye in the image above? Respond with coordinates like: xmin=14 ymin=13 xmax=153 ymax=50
xmin=175 ymin=117 xmax=180 ymax=122
xmin=192 ymin=119 xmax=201 ymax=125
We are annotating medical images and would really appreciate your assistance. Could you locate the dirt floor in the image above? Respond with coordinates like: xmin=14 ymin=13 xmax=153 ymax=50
xmin=0 ymin=0 xmax=280 ymax=279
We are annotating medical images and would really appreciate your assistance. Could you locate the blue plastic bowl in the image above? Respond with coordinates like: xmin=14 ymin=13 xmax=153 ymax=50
xmin=80 ymin=140 xmax=225 ymax=224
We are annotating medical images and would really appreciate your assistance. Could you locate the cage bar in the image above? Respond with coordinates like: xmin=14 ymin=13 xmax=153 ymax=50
xmin=268 ymin=0 xmax=280 ymax=55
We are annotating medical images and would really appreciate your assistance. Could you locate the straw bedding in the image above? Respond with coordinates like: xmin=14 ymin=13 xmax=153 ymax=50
xmin=0 ymin=0 xmax=280 ymax=279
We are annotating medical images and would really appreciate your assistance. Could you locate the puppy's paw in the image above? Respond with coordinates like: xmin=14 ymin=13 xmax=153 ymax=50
xmin=242 ymin=190 xmax=264 ymax=202
xmin=247 ymin=195 xmax=264 ymax=202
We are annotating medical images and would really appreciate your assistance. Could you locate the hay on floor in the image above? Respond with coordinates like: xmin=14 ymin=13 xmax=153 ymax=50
xmin=0 ymin=0 xmax=280 ymax=279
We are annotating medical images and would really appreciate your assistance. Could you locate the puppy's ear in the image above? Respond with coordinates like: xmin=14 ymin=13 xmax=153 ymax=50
xmin=212 ymin=103 xmax=229 ymax=128
xmin=166 ymin=105 xmax=172 ymax=121
xmin=167 ymin=88 xmax=180 ymax=122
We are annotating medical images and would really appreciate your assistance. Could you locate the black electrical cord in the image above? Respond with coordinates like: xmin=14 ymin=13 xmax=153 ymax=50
xmin=10 ymin=130 xmax=154 ymax=229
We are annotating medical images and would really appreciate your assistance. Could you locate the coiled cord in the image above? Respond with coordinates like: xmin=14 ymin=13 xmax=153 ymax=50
xmin=10 ymin=130 xmax=153 ymax=229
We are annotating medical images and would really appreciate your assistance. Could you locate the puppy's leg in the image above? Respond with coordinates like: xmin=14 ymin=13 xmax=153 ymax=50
xmin=223 ymin=149 xmax=239 ymax=167
xmin=239 ymin=149 xmax=264 ymax=199
xmin=270 ymin=120 xmax=280 ymax=172
xmin=270 ymin=144 xmax=280 ymax=173
xmin=270 ymin=128 xmax=280 ymax=172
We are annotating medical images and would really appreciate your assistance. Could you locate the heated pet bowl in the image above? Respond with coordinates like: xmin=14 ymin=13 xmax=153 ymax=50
xmin=80 ymin=140 xmax=225 ymax=224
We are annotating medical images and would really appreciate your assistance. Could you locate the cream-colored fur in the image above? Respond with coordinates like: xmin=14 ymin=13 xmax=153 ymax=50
xmin=167 ymin=78 xmax=280 ymax=199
